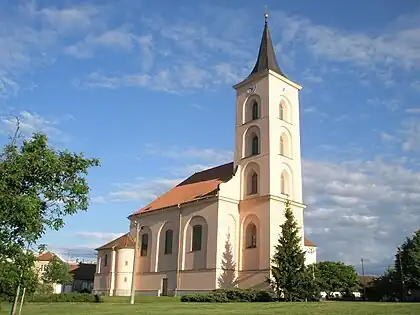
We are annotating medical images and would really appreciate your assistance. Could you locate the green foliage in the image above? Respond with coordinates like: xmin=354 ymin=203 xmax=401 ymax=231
xmin=0 ymin=253 xmax=38 ymax=301
xmin=0 ymin=127 xmax=100 ymax=259
xmin=180 ymin=288 xmax=275 ymax=303
xmin=394 ymin=229 xmax=420 ymax=290
xmin=267 ymin=200 xmax=309 ymax=301
xmin=41 ymin=256 xmax=73 ymax=285
xmin=217 ymin=233 xmax=238 ymax=289
xmin=24 ymin=293 xmax=103 ymax=303
xmin=311 ymin=261 xmax=359 ymax=298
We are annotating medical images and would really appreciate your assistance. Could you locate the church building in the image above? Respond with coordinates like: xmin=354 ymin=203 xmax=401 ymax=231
xmin=93 ymin=14 xmax=317 ymax=297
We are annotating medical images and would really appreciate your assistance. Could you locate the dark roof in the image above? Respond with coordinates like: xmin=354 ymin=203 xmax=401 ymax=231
xmin=95 ymin=233 xmax=135 ymax=251
xmin=129 ymin=162 xmax=234 ymax=216
xmin=245 ymin=17 xmax=286 ymax=80
xmin=70 ymin=263 xmax=96 ymax=281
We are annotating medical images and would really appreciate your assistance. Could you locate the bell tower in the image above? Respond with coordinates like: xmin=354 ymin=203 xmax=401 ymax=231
xmin=233 ymin=13 xmax=306 ymax=275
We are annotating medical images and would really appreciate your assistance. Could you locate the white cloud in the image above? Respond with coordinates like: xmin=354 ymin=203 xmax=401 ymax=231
xmin=0 ymin=111 xmax=69 ymax=142
xmin=406 ymin=108 xmax=420 ymax=114
xmin=303 ymin=157 xmax=420 ymax=273
xmin=275 ymin=10 xmax=420 ymax=70
xmin=76 ymin=231 xmax=124 ymax=242
xmin=144 ymin=145 xmax=233 ymax=164
xmin=93 ymin=177 xmax=183 ymax=203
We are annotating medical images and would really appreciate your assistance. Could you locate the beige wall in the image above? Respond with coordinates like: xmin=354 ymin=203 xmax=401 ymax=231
xmin=94 ymin=69 xmax=316 ymax=296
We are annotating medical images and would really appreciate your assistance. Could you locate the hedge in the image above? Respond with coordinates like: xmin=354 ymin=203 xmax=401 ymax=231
xmin=181 ymin=288 xmax=275 ymax=303
xmin=24 ymin=293 xmax=103 ymax=303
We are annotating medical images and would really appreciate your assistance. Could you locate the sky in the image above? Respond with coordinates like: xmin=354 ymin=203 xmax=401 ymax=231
xmin=1 ymin=0 xmax=420 ymax=275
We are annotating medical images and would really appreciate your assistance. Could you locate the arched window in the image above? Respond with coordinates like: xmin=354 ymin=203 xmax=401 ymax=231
xmin=279 ymin=103 xmax=284 ymax=120
xmin=280 ymin=136 xmax=285 ymax=155
xmin=141 ymin=233 xmax=149 ymax=256
xmin=251 ymin=135 xmax=259 ymax=155
xmin=252 ymin=101 xmax=259 ymax=120
xmin=280 ymin=172 xmax=289 ymax=196
xmin=248 ymin=171 xmax=258 ymax=195
xmin=192 ymin=225 xmax=202 ymax=251
xmin=164 ymin=229 xmax=173 ymax=254
xmin=246 ymin=223 xmax=257 ymax=248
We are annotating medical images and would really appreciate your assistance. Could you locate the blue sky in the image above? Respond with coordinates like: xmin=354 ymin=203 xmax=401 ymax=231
xmin=1 ymin=0 xmax=420 ymax=274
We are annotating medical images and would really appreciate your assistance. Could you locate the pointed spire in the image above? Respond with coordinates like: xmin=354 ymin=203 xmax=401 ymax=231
xmin=246 ymin=11 xmax=286 ymax=79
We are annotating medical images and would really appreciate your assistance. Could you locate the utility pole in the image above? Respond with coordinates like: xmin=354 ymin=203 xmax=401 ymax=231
xmin=361 ymin=258 xmax=366 ymax=301
xmin=397 ymin=247 xmax=406 ymax=301
xmin=130 ymin=221 xmax=140 ymax=305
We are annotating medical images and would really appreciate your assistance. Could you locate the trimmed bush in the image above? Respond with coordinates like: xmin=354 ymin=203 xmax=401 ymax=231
xmin=181 ymin=288 xmax=275 ymax=303
xmin=24 ymin=293 xmax=103 ymax=303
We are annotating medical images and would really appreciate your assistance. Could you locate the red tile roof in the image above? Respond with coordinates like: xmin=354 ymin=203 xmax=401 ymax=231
xmin=95 ymin=232 xmax=135 ymax=251
xmin=129 ymin=162 xmax=235 ymax=216
xmin=304 ymin=238 xmax=316 ymax=247
xmin=37 ymin=251 xmax=60 ymax=262
xmin=127 ymin=161 xmax=316 ymax=247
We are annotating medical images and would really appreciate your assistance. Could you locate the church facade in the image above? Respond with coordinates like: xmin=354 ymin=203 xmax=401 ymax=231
xmin=93 ymin=16 xmax=317 ymax=297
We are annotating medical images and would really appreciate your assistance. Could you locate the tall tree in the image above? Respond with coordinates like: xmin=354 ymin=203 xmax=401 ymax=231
xmin=267 ymin=199 xmax=306 ymax=301
xmin=0 ymin=122 xmax=100 ymax=260
xmin=394 ymin=229 xmax=420 ymax=298
xmin=311 ymin=261 xmax=359 ymax=298
xmin=41 ymin=256 xmax=73 ymax=285
xmin=217 ymin=233 xmax=238 ymax=288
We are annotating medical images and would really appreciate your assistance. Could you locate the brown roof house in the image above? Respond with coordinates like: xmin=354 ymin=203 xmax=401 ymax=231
xmin=94 ymin=14 xmax=317 ymax=297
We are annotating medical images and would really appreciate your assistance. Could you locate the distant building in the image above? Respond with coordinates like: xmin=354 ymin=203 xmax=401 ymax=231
xmin=94 ymin=14 xmax=317 ymax=297
xmin=35 ymin=251 xmax=96 ymax=293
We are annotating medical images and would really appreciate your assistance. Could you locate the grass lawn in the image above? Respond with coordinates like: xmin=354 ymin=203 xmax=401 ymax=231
xmin=2 ymin=298 xmax=420 ymax=315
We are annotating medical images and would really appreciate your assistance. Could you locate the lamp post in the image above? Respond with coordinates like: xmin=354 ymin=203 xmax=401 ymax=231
xmin=130 ymin=221 xmax=140 ymax=305
xmin=361 ymin=258 xmax=366 ymax=301
xmin=397 ymin=247 xmax=406 ymax=302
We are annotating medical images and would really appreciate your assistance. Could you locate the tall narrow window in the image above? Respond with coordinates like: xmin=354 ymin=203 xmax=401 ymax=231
xmin=279 ymin=103 xmax=284 ymax=120
xmin=192 ymin=225 xmax=202 ymax=251
xmin=281 ymin=172 xmax=289 ymax=195
xmin=252 ymin=101 xmax=259 ymax=120
xmin=246 ymin=223 xmax=257 ymax=248
xmin=164 ymin=230 xmax=173 ymax=254
xmin=251 ymin=135 xmax=259 ymax=155
xmin=280 ymin=136 xmax=285 ymax=155
xmin=104 ymin=254 xmax=108 ymax=267
xmin=249 ymin=172 xmax=258 ymax=195
xmin=141 ymin=233 xmax=148 ymax=256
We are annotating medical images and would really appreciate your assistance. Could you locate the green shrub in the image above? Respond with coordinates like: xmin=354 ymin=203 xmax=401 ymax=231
xmin=181 ymin=288 xmax=274 ymax=303
xmin=24 ymin=293 xmax=103 ymax=303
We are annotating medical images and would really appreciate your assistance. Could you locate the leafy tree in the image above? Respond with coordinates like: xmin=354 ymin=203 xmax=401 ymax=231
xmin=267 ymin=199 xmax=307 ymax=301
xmin=0 ymin=121 xmax=100 ymax=260
xmin=311 ymin=261 xmax=359 ymax=298
xmin=217 ymin=233 xmax=238 ymax=288
xmin=394 ymin=229 xmax=420 ymax=292
xmin=0 ymin=254 xmax=37 ymax=300
xmin=41 ymin=256 xmax=73 ymax=285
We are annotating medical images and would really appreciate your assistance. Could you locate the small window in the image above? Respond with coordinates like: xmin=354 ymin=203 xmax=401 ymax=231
xmin=192 ymin=225 xmax=202 ymax=251
xmin=249 ymin=172 xmax=258 ymax=195
xmin=252 ymin=101 xmax=259 ymax=120
xmin=246 ymin=223 xmax=257 ymax=248
xmin=141 ymin=233 xmax=149 ymax=256
xmin=251 ymin=135 xmax=259 ymax=155
xmin=125 ymin=261 xmax=128 ymax=266
xmin=281 ymin=172 xmax=289 ymax=196
xmin=280 ymin=136 xmax=285 ymax=155
xmin=104 ymin=254 xmax=108 ymax=267
xmin=124 ymin=277 xmax=127 ymax=282
xmin=279 ymin=102 xmax=285 ymax=120
xmin=164 ymin=230 xmax=173 ymax=254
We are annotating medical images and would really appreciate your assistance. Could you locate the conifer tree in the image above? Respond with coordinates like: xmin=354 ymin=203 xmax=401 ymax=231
xmin=217 ymin=233 xmax=238 ymax=288
xmin=267 ymin=199 xmax=306 ymax=301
